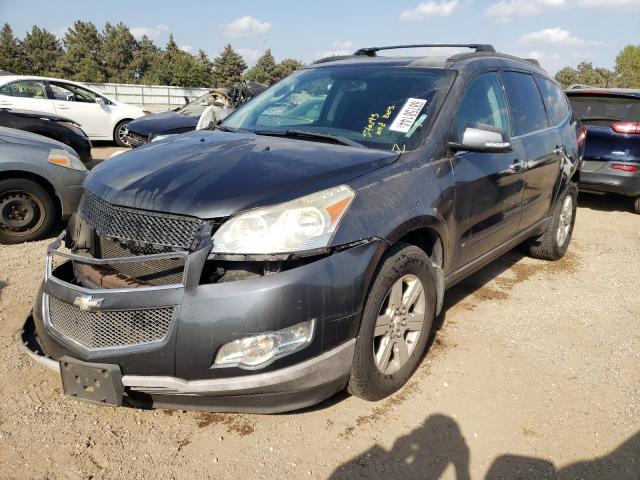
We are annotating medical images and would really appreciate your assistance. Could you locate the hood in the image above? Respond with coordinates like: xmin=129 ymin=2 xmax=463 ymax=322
xmin=0 ymin=126 xmax=75 ymax=154
xmin=85 ymin=130 xmax=399 ymax=218
xmin=126 ymin=111 xmax=198 ymax=137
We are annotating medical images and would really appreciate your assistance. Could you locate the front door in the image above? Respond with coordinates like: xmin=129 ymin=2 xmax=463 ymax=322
xmin=451 ymin=71 xmax=525 ymax=269
xmin=47 ymin=81 xmax=111 ymax=138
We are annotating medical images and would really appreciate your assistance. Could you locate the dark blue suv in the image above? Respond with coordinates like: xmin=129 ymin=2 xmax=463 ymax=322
xmin=23 ymin=44 xmax=583 ymax=413
xmin=566 ymin=88 xmax=640 ymax=213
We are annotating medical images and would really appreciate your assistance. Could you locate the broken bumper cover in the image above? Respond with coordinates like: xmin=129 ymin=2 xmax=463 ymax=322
xmin=21 ymin=314 xmax=355 ymax=413
xmin=24 ymin=232 xmax=383 ymax=412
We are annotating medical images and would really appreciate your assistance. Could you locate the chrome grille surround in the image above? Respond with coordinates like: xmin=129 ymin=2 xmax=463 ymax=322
xmin=47 ymin=295 xmax=177 ymax=351
xmin=78 ymin=191 xmax=203 ymax=249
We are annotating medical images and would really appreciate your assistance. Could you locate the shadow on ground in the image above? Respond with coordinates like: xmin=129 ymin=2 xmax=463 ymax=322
xmin=578 ymin=192 xmax=635 ymax=213
xmin=329 ymin=414 xmax=640 ymax=479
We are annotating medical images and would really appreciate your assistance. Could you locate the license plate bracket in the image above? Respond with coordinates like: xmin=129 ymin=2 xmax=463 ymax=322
xmin=59 ymin=356 xmax=123 ymax=406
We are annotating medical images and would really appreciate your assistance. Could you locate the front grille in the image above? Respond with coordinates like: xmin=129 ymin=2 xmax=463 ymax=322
xmin=48 ymin=296 xmax=176 ymax=350
xmin=126 ymin=131 xmax=148 ymax=148
xmin=78 ymin=191 xmax=204 ymax=249
xmin=99 ymin=237 xmax=185 ymax=286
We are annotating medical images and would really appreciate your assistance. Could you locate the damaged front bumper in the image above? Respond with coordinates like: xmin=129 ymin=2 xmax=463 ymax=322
xmin=23 ymin=232 xmax=383 ymax=413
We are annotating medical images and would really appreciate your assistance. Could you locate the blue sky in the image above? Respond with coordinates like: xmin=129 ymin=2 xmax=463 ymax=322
xmin=1 ymin=0 xmax=638 ymax=73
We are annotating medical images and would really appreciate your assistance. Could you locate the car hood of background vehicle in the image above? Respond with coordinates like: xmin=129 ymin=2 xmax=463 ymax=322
xmin=126 ymin=110 xmax=198 ymax=136
xmin=85 ymin=130 xmax=399 ymax=218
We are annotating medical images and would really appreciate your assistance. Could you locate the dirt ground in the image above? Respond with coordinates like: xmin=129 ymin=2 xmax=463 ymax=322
xmin=0 ymin=147 xmax=639 ymax=479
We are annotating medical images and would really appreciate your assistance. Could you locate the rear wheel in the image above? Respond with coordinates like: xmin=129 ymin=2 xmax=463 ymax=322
xmin=633 ymin=197 xmax=640 ymax=215
xmin=528 ymin=183 xmax=577 ymax=260
xmin=113 ymin=120 xmax=131 ymax=148
xmin=0 ymin=178 xmax=56 ymax=244
xmin=348 ymin=243 xmax=436 ymax=401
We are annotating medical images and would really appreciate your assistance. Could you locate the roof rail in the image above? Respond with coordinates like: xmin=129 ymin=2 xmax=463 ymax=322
xmin=312 ymin=54 xmax=359 ymax=65
xmin=353 ymin=44 xmax=495 ymax=57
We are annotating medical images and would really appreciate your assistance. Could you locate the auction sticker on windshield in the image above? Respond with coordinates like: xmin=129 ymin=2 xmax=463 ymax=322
xmin=389 ymin=98 xmax=428 ymax=133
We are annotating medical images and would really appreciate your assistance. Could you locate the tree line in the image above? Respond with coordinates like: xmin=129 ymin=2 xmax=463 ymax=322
xmin=0 ymin=21 xmax=305 ymax=88
xmin=554 ymin=45 xmax=639 ymax=89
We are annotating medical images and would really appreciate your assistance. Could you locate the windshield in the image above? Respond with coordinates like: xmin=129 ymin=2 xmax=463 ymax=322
xmin=222 ymin=66 xmax=456 ymax=151
xmin=179 ymin=92 xmax=217 ymax=116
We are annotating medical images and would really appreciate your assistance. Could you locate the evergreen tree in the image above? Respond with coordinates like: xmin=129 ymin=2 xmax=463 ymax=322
xmin=0 ymin=23 xmax=26 ymax=73
xmin=244 ymin=49 xmax=278 ymax=85
xmin=131 ymin=35 xmax=162 ymax=84
xmin=211 ymin=44 xmax=247 ymax=87
xmin=101 ymin=22 xmax=136 ymax=83
xmin=22 ymin=26 xmax=61 ymax=76
xmin=57 ymin=21 xmax=105 ymax=82
xmin=615 ymin=44 xmax=640 ymax=88
xmin=276 ymin=58 xmax=304 ymax=81
xmin=193 ymin=49 xmax=214 ymax=86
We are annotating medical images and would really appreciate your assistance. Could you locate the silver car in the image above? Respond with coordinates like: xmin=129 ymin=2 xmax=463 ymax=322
xmin=0 ymin=127 xmax=87 ymax=243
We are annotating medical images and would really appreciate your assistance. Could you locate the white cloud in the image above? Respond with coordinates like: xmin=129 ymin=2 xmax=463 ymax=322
xmin=314 ymin=41 xmax=354 ymax=59
xmin=52 ymin=26 xmax=70 ymax=39
xmin=224 ymin=16 xmax=271 ymax=38
xmin=486 ymin=0 xmax=638 ymax=21
xmin=519 ymin=27 xmax=601 ymax=46
xmin=180 ymin=45 xmax=194 ymax=54
xmin=130 ymin=24 xmax=169 ymax=40
xmin=400 ymin=0 xmax=459 ymax=20
xmin=237 ymin=48 xmax=261 ymax=65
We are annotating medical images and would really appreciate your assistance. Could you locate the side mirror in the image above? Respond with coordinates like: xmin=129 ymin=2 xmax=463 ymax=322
xmin=95 ymin=96 xmax=106 ymax=105
xmin=449 ymin=123 xmax=512 ymax=153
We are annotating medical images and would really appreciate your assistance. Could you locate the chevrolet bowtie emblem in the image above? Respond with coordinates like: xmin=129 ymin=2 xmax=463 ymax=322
xmin=73 ymin=295 xmax=104 ymax=312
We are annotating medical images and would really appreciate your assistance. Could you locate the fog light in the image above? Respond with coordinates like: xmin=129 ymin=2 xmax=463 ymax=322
xmin=214 ymin=319 xmax=315 ymax=368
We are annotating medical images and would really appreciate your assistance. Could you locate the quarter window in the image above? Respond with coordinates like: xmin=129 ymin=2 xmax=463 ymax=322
xmin=501 ymin=71 xmax=549 ymax=135
xmin=535 ymin=76 xmax=570 ymax=126
xmin=454 ymin=71 xmax=511 ymax=141
xmin=3 ymin=80 xmax=48 ymax=99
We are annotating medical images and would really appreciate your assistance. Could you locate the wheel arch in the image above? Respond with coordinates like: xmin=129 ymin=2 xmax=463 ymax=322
xmin=0 ymin=170 xmax=62 ymax=221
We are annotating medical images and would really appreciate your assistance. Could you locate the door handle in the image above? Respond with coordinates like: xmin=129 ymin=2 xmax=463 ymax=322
xmin=509 ymin=160 xmax=526 ymax=173
xmin=57 ymin=105 xmax=70 ymax=110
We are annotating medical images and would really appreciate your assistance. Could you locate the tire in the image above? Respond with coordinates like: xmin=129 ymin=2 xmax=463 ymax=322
xmin=528 ymin=183 xmax=578 ymax=261
xmin=0 ymin=178 xmax=56 ymax=244
xmin=348 ymin=243 xmax=436 ymax=401
xmin=113 ymin=120 xmax=131 ymax=148
xmin=633 ymin=197 xmax=640 ymax=215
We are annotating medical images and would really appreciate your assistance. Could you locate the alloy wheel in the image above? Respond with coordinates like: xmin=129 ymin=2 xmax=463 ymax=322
xmin=556 ymin=195 xmax=573 ymax=247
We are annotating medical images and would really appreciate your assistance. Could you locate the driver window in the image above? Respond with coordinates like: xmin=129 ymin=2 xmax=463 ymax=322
xmin=454 ymin=72 xmax=511 ymax=141
xmin=6 ymin=80 xmax=47 ymax=99
xmin=49 ymin=82 xmax=98 ymax=103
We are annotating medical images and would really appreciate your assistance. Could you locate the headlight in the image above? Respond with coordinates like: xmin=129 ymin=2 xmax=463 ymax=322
xmin=214 ymin=319 xmax=315 ymax=368
xmin=47 ymin=149 xmax=87 ymax=171
xmin=151 ymin=134 xmax=176 ymax=143
xmin=212 ymin=185 xmax=355 ymax=254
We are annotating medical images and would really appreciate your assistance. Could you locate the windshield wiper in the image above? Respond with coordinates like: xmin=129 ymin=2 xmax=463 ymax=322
xmin=578 ymin=116 xmax=622 ymax=122
xmin=253 ymin=129 xmax=366 ymax=149
xmin=213 ymin=124 xmax=243 ymax=133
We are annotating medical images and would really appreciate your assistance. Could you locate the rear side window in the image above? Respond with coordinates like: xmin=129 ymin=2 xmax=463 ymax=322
xmin=501 ymin=71 xmax=549 ymax=135
xmin=535 ymin=76 xmax=570 ymax=126
xmin=454 ymin=71 xmax=511 ymax=140
xmin=567 ymin=95 xmax=640 ymax=124
xmin=2 ymin=80 xmax=48 ymax=99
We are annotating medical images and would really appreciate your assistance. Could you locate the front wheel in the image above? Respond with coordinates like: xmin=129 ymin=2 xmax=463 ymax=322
xmin=113 ymin=120 xmax=131 ymax=148
xmin=348 ymin=243 xmax=436 ymax=401
xmin=528 ymin=183 xmax=578 ymax=260
xmin=0 ymin=178 xmax=56 ymax=244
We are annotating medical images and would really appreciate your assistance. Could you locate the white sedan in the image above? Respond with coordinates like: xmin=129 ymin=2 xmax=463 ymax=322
xmin=0 ymin=75 xmax=149 ymax=147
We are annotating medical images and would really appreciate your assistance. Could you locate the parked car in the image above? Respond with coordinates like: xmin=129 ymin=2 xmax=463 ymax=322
xmin=0 ymin=127 xmax=87 ymax=244
xmin=124 ymin=81 xmax=266 ymax=147
xmin=0 ymin=108 xmax=92 ymax=163
xmin=565 ymin=88 xmax=640 ymax=213
xmin=22 ymin=44 xmax=583 ymax=413
xmin=0 ymin=75 xmax=149 ymax=147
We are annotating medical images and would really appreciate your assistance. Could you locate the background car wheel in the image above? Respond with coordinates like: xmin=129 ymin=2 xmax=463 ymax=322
xmin=633 ymin=197 xmax=640 ymax=215
xmin=0 ymin=178 xmax=56 ymax=244
xmin=113 ymin=120 xmax=131 ymax=148
xmin=528 ymin=182 xmax=578 ymax=261
xmin=348 ymin=243 xmax=436 ymax=401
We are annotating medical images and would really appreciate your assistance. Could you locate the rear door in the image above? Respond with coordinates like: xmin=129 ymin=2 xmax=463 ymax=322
xmin=0 ymin=79 xmax=57 ymax=114
xmin=451 ymin=71 xmax=524 ymax=268
xmin=500 ymin=71 xmax=558 ymax=230
xmin=567 ymin=93 xmax=640 ymax=167
xmin=48 ymin=81 xmax=111 ymax=138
